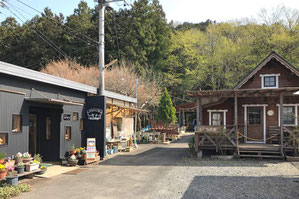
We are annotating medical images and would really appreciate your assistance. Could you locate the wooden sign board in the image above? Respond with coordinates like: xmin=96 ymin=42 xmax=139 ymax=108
xmin=86 ymin=138 xmax=97 ymax=160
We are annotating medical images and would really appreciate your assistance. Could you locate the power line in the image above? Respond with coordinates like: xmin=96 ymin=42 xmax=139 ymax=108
xmin=4 ymin=5 xmax=68 ymax=59
xmin=15 ymin=0 xmax=99 ymax=44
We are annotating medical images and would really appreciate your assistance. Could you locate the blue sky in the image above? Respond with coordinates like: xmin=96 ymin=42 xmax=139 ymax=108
xmin=0 ymin=0 xmax=299 ymax=23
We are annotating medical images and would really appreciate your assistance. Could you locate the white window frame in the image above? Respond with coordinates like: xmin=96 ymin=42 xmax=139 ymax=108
xmin=277 ymin=104 xmax=298 ymax=126
xmin=208 ymin=110 xmax=227 ymax=128
xmin=260 ymin=74 xmax=280 ymax=89
xmin=243 ymin=104 xmax=267 ymax=144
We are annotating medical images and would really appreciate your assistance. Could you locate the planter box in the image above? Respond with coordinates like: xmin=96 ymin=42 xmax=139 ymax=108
xmin=25 ymin=163 xmax=39 ymax=172
xmin=286 ymin=156 xmax=299 ymax=162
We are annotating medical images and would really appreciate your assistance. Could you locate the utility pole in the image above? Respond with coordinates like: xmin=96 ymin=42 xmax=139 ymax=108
xmin=97 ymin=0 xmax=126 ymax=96
xmin=98 ymin=0 xmax=105 ymax=96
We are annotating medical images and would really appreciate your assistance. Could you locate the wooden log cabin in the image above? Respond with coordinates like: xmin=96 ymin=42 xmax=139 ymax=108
xmin=188 ymin=52 xmax=299 ymax=158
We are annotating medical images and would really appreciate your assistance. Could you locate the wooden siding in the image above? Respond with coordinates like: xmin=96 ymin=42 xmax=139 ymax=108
xmin=202 ymin=95 xmax=299 ymax=142
xmin=241 ymin=59 xmax=299 ymax=89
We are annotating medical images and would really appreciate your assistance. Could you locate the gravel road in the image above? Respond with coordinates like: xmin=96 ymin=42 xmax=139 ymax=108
xmin=19 ymin=133 xmax=299 ymax=199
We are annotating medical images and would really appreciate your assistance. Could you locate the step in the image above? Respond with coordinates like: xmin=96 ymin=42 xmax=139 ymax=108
xmin=239 ymin=150 xmax=281 ymax=154
xmin=239 ymin=154 xmax=283 ymax=159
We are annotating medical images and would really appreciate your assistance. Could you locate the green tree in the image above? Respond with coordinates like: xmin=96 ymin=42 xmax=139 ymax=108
xmin=157 ymin=88 xmax=177 ymax=127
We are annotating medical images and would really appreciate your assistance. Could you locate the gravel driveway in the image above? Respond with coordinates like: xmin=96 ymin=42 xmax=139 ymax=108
xmin=19 ymin=133 xmax=299 ymax=199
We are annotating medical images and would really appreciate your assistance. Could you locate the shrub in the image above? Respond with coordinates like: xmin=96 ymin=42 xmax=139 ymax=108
xmin=0 ymin=183 xmax=30 ymax=198
xmin=188 ymin=136 xmax=195 ymax=152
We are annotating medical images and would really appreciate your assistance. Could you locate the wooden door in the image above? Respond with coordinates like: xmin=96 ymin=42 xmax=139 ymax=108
xmin=247 ymin=107 xmax=264 ymax=142
xmin=29 ymin=114 xmax=37 ymax=155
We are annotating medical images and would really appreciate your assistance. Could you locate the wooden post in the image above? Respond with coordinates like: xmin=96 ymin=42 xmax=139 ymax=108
xmin=179 ymin=108 xmax=182 ymax=127
xmin=234 ymin=95 xmax=239 ymax=156
xmin=196 ymin=97 xmax=200 ymax=126
xmin=279 ymin=93 xmax=284 ymax=156
xmin=182 ymin=109 xmax=185 ymax=126
xmin=199 ymin=98 xmax=203 ymax=126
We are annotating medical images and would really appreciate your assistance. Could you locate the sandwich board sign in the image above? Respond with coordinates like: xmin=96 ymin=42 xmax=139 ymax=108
xmin=86 ymin=138 xmax=96 ymax=160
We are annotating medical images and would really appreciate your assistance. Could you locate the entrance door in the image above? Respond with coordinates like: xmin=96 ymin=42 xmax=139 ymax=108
xmin=29 ymin=114 xmax=37 ymax=155
xmin=246 ymin=107 xmax=264 ymax=143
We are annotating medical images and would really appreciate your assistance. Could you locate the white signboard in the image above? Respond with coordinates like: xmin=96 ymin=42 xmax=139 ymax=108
xmin=86 ymin=138 xmax=96 ymax=160
xmin=87 ymin=108 xmax=103 ymax=120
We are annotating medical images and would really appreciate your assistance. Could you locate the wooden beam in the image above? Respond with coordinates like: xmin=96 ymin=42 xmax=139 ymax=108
xmin=234 ymin=95 xmax=239 ymax=156
xmin=199 ymin=97 xmax=203 ymax=126
xmin=196 ymin=97 xmax=200 ymax=126
xmin=279 ymin=93 xmax=284 ymax=157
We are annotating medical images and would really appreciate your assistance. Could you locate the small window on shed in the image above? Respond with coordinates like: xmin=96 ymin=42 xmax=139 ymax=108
xmin=80 ymin=118 xmax=84 ymax=131
xmin=65 ymin=126 xmax=71 ymax=140
xmin=0 ymin=133 xmax=8 ymax=146
xmin=73 ymin=112 xmax=79 ymax=121
xmin=12 ymin=114 xmax=22 ymax=133
xmin=46 ymin=117 xmax=52 ymax=140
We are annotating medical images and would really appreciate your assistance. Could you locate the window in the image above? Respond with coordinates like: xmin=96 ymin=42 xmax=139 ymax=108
xmin=0 ymin=133 xmax=8 ymax=146
xmin=260 ymin=74 xmax=279 ymax=89
xmin=46 ymin=117 xmax=52 ymax=140
xmin=12 ymin=114 xmax=22 ymax=133
xmin=283 ymin=106 xmax=295 ymax=125
xmin=211 ymin=112 xmax=223 ymax=126
xmin=248 ymin=108 xmax=262 ymax=124
xmin=264 ymin=76 xmax=276 ymax=87
xmin=65 ymin=126 xmax=71 ymax=140
xmin=80 ymin=119 xmax=84 ymax=131
xmin=73 ymin=112 xmax=79 ymax=121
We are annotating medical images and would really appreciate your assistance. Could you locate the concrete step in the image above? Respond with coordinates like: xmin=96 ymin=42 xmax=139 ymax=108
xmin=239 ymin=150 xmax=281 ymax=154
xmin=239 ymin=154 xmax=283 ymax=159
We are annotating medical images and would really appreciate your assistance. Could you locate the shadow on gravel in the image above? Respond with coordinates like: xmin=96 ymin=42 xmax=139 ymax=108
xmin=182 ymin=175 xmax=299 ymax=199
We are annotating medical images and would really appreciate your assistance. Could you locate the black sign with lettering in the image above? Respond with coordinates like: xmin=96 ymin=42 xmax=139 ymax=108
xmin=63 ymin=114 xmax=71 ymax=121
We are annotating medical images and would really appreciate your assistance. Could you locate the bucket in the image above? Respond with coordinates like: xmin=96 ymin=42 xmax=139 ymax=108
xmin=6 ymin=176 xmax=18 ymax=186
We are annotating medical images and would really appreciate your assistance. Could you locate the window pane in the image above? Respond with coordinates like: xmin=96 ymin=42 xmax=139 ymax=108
xmin=46 ymin=117 xmax=51 ymax=140
xmin=283 ymin=106 xmax=295 ymax=125
xmin=65 ymin=126 xmax=71 ymax=140
xmin=12 ymin=115 xmax=21 ymax=133
xmin=264 ymin=76 xmax=276 ymax=87
xmin=211 ymin=112 xmax=223 ymax=126
xmin=248 ymin=108 xmax=261 ymax=124
xmin=0 ymin=134 xmax=7 ymax=145
xmin=80 ymin=119 xmax=84 ymax=131
xmin=73 ymin=112 xmax=78 ymax=121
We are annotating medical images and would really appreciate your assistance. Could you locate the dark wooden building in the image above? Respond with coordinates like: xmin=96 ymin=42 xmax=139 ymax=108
xmin=188 ymin=52 xmax=299 ymax=158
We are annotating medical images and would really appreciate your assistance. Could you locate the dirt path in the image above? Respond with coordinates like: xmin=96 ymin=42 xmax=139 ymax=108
xmin=18 ymin=133 xmax=299 ymax=199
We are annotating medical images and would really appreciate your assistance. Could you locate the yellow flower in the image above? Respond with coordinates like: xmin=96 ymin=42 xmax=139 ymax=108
xmin=0 ymin=164 xmax=6 ymax=170
xmin=33 ymin=160 xmax=39 ymax=164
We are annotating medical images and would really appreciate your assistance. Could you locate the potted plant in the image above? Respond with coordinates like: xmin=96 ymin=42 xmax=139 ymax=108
xmin=0 ymin=152 xmax=6 ymax=164
xmin=33 ymin=154 xmax=43 ymax=163
xmin=22 ymin=152 xmax=32 ymax=164
xmin=0 ymin=164 xmax=7 ymax=179
xmin=68 ymin=155 xmax=78 ymax=166
xmin=15 ymin=152 xmax=23 ymax=164
xmin=6 ymin=168 xmax=18 ymax=186
xmin=38 ymin=165 xmax=47 ymax=175
xmin=4 ymin=157 xmax=15 ymax=168
xmin=15 ymin=163 xmax=25 ymax=174
xmin=69 ymin=145 xmax=76 ymax=155
xmin=81 ymin=149 xmax=87 ymax=160
xmin=25 ymin=160 xmax=40 ymax=172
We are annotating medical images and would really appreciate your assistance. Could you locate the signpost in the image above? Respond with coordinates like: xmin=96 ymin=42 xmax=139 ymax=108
xmin=86 ymin=138 xmax=97 ymax=161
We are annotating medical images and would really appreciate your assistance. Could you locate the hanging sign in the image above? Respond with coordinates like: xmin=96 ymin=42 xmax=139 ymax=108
xmin=63 ymin=114 xmax=71 ymax=121
xmin=86 ymin=138 xmax=96 ymax=160
xmin=87 ymin=108 xmax=103 ymax=120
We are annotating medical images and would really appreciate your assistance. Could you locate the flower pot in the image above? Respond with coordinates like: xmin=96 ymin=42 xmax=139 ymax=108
xmin=15 ymin=167 xmax=24 ymax=174
xmin=68 ymin=159 xmax=78 ymax=166
xmin=25 ymin=163 xmax=39 ymax=172
xmin=38 ymin=168 xmax=47 ymax=175
xmin=0 ymin=169 xmax=7 ymax=179
xmin=23 ymin=157 xmax=33 ymax=164
xmin=0 ymin=158 xmax=5 ymax=164
xmin=286 ymin=156 xmax=299 ymax=162
xmin=82 ymin=154 xmax=87 ymax=160
xmin=6 ymin=176 xmax=18 ymax=186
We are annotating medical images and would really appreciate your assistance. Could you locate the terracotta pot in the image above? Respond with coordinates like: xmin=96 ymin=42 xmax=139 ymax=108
xmin=70 ymin=149 xmax=77 ymax=155
xmin=82 ymin=154 xmax=87 ymax=160
xmin=0 ymin=158 xmax=5 ymax=164
xmin=23 ymin=157 xmax=33 ymax=164
xmin=0 ymin=169 xmax=7 ymax=179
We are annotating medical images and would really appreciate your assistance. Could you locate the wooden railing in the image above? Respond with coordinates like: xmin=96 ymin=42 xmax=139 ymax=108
xmin=194 ymin=125 xmax=237 ymax=153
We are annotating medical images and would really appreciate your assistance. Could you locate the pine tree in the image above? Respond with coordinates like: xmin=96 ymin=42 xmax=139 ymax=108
xmin=157 ymin=88 xmax=177 ymax=127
